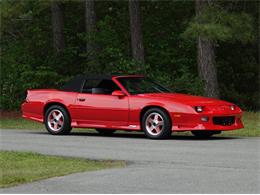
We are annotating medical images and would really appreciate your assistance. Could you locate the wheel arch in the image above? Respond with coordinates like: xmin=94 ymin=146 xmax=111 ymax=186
xmin=140 ymin=105 xmax=172 ymax=127
xmin=43 ymin=102 xmax=71 ymax=122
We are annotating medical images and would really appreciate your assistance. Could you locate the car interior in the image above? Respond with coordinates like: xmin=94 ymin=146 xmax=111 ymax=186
xmin=82 ymin=79 xmax=121 ymax=95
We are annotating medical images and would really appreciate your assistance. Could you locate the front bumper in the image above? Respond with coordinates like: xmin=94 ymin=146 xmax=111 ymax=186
xmin=171 ymin=112 xmax=244 ymax=131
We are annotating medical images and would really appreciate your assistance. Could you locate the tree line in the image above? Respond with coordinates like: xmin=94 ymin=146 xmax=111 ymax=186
xmin=51 ymin=0 xmax=222 ymax=98
xmin=1 ymin=0 xmax=259 ymax=111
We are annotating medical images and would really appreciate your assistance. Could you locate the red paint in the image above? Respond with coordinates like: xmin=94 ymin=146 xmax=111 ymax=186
xmin=21 ymin=75 xmax=243 ymax=132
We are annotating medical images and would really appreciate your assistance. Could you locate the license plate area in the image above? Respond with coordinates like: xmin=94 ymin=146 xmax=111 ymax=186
xmin=213 ymin=116 xmax=235 ymax=126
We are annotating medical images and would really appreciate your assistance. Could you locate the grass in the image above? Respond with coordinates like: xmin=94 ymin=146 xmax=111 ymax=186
xmin=221 ymin=112 xmax=260 ymax=137
xmin=0 ymin=118 xmax=43 ymax=130
xmin=0 ymin=150 xmax=125 ymax=188
xmin=0 ymin=112 xmax=259 ymax=137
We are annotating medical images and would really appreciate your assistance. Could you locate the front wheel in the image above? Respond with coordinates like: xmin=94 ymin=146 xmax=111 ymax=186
xmin=142 ymin=108 xmax=172 ymax=139
xmin=191 ymin=131 xmax=215 ymax=138
xmin=45 ymin=105 xmax=72 ymax=135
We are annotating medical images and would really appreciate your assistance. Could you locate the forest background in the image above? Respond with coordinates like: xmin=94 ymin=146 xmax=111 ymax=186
xmin=1 ymin=0 xmax=259 ymax=111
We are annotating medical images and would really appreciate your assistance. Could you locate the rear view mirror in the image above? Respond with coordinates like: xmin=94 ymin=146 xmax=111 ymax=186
xmin=112 ymin=90 xmax=125 ymax=98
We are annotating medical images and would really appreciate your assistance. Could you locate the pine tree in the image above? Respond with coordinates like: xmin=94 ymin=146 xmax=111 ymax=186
xmin=129 ymin=0 xmax=145 ymax=64
xmin=51 ymin=1 xmax=65 ymax=54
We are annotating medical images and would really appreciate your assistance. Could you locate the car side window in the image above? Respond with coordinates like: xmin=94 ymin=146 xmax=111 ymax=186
xmin=82 ymin=79 xmax=120 ymax=95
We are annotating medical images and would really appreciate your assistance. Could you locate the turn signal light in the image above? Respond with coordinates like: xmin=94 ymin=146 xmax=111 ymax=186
xmin=201 ymin=116 xmax=209 ymax=122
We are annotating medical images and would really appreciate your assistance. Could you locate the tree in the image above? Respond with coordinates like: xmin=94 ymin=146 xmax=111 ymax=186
xmin=183 ymin=0 xmax=256 ymax=100
xmin=51 ymin=1 xmax=65 ymax=54
xmin=129 ymin=0 xmax=145 ymax=64
xmin=1 ymin=0 xmax=258 ymax=111
xmin=85 ymin=0 xmax=97 ymax=56
xmin=196 ymin=0 xmax=219 ymax=98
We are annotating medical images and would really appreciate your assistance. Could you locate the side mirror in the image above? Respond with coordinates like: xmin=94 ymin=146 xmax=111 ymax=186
xmin=112 ymin=90 xmax=125 ymax=98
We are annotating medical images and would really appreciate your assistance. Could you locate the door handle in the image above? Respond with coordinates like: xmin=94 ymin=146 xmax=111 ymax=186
xmin=77 ymin=98 xmax=86 ymax=102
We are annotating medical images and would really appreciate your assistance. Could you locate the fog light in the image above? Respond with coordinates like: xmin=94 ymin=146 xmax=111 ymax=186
xmin=201 ymin=116 xmax=209 ymax=122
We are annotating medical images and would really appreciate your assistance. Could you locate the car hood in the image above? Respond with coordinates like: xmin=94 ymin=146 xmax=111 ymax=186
xmin=136 ymin=93 xmax=231 ymax=106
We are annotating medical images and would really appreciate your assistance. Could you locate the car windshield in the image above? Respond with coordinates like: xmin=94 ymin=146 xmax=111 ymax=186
xmin=117 ymin=77 xmax=170 ymax=95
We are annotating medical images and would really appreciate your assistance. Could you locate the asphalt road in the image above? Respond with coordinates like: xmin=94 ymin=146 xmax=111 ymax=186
xmin=0 ymin=129 xmax=259 ymax=193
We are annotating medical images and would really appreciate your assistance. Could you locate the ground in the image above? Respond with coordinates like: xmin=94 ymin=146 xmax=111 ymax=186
xmin=0 ymin=151 xmax=124 ymax=188
xmin=0 ymin=129 xmax=259 ymax=193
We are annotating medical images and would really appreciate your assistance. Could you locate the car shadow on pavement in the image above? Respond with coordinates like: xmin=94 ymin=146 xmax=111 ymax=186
xmin=68 ymin=131 xmax=241 ymax=140
xmin=27 ymin=130 xmax=242 ymax=141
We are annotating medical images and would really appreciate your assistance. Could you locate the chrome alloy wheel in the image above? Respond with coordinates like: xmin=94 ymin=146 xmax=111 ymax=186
xmin=47 ymin=109 xmax=64 ymax=131
xmin=145 ymin=112 xmax=164 ymax=136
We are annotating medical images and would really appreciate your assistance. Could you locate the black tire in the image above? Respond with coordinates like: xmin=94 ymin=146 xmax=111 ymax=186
xmin=96 ymin=129 xmax=116 ymax=135
xmin=191 ymin=131 xmax=215 ymax=138
xmin=44 ymin=105 xmax=72 ymax=135
xmin=141 ymin=108 xmax=172 ymax=139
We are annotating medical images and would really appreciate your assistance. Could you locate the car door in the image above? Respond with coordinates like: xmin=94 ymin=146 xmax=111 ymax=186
xmin=71 ymin=79 xmax=129 ymax=127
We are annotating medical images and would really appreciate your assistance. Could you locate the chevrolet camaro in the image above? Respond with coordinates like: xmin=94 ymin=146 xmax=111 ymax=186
xmin=21 ymin=75 xmax=243 ymax=139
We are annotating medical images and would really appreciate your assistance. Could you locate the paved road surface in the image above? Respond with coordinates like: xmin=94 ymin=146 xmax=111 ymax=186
xmin=0 ymin=130 xmax=259 ymax=193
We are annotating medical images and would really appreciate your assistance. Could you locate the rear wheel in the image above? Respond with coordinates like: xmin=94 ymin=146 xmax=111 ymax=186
xmin=191 ymin=131 xmax=215 ymax=138
xmin=96 ymin=129 xmax=116 ymax=135
xmin=45 ymin=105 xmax=71 ymax=135
xmin=142 ymin=108 xmax=172 ymax=139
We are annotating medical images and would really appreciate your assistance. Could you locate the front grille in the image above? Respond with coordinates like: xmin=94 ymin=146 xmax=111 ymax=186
xmin=213 ymin=116 xmax=235 ymax=126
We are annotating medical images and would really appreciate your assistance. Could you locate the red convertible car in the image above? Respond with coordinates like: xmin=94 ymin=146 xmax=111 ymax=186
xmin=21 ymin=75 xmax=243 ymax=139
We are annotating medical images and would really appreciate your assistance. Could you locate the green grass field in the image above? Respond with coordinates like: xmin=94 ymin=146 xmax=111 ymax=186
xmin=0 ymin=112 xmax=259 ymax=137
xmin=0 ymin=151 xmax=125 ymax=188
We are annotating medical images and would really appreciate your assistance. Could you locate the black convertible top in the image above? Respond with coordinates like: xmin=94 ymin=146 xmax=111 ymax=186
xmin=60 ymin=75 xmax=114 ymax=92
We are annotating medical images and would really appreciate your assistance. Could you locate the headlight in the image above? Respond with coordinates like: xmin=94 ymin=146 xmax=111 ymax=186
xmin=195 ymin=106 xmax=203 ymax=113
xmin=230 ymin=105 xmax=235 ymax=111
